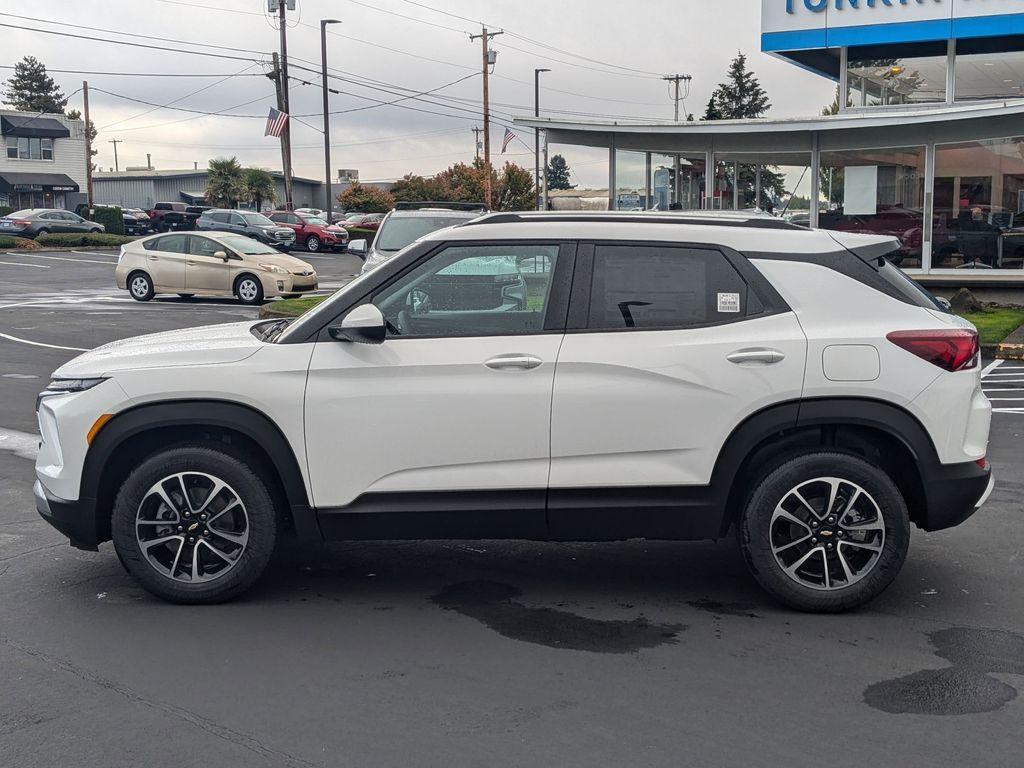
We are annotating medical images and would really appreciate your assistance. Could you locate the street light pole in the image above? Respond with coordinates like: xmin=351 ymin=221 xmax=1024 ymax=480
xmin=321 ymin=19 xmax=341 ymax=222
xmin=534 ymin=68 xmax=550 ymax=211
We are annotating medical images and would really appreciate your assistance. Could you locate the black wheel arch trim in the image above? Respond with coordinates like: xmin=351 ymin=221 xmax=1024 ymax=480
xmin=74 ymin=399 xmax=313 ymax=547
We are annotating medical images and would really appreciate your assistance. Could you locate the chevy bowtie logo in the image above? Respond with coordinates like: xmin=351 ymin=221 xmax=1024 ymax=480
xmin=819 ymin=529 xmax=834 ymax=537
xmin=188 ymin=522 xmax=199 ymax=532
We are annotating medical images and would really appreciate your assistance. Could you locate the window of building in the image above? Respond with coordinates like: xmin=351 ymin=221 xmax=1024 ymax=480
xmin=5 ymin=137 xmax=54 ymax=160
xmin=933 ymin=136 xmax=1024 ymax=270
xmin=818 ymin=147 xmax=926 ymax=269
xmin=846 ymin=44 xmax=947 ymax=107
xmin=712 ymin=152 xmax=812 ymax=216
xmin=649 ymin=153 xmax=706 ymax=212
xmin=374 ymin=244 xmax=559 ymax=338
xmin=613 ymin=149 xmax=647 ymax=211
xmin=954 ymin=40 xmax=1024 ymax=102
xmin=586 ymin=245 xmax=746 ymax=331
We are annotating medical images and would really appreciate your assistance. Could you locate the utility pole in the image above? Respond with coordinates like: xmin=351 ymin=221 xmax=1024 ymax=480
xmin=108 ymin=138 xmax=122 ymax=172
xmin=82 ymin=80 xmax=93 ymax=209
xmin=277 ymin=1 xmax=295 ymax=208
xmin=320 ymin=19 xmax=341 ymax=220
xmin=534 ymin=68 xmax=550 ymax=211
xmin=663 ymin=74 xmax=692 ymax=122
xmin=469 ymin=26 xmax=502 ymax=209
xmin=268 ymin=52 xmax=293 ymax=209
xmin=472 ymin=126 xmax=482 ymax=160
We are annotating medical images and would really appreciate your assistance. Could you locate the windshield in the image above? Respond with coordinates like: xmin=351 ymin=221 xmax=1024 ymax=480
xmin=240 ymin=213 xmax=275 ymax=227
xmin=375 ymin=215 xmax=466 ymax=252
xmin=220 ymin=235 xmax=280 ymax=255
xmin=306 ymin=217 xmax=329 ymax=226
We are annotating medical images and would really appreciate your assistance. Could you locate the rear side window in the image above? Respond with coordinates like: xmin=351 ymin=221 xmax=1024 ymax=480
xmin=585 ymin=245 xmax=747 ymax=330
xmin=149 ymin=234 xmax=188 ymax=253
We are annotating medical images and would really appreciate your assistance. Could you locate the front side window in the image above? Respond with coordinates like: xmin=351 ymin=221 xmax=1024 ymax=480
xmin=585 ymin=245 xmax=747 ymax=331
xmin=188 ymin=235 xmax=222 ymax=257
xmin=373 ymin=244 xmax=560 ymax=338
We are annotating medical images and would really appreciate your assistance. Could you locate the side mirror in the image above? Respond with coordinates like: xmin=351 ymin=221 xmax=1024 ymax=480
xmin=348 ymin=238 xmax=368 ymax=256
xmin=328 ymin=304 xmax=385 ymax=344
xmin=214 ymin=250 xmax=229 ymax=261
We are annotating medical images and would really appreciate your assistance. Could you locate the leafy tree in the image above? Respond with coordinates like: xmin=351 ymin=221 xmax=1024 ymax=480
xmin=205 ymin=157 xmax=244 ymax=208
xmin=337 ymin=183 xmax=394 ymax=213
xmin=242 ymin=168 xmax=277 ymax=211
xmin=2 ymin=56 xmax=68 ymax=113
xmin=494 ymin=162 xmax=535 ymax=211
xmin=390 ymin=173 xmax=445 ymax=203
xmin=545 ymin=154 xmax=573 ymax=190
xmin=705 ymin=52 xmax=770 ymax=120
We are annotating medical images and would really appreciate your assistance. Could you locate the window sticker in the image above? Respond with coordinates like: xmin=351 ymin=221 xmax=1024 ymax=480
xmin=717 ymin=292 xmax=741 ymax=313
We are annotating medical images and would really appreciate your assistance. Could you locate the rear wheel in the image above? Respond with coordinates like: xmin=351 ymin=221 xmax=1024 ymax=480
xmin=177 ymin=293 xmax=194 ymax=299
xmin=110 ymin=445 xmax=278 ymax=603
xmin=739 ymin=451 xmax=910 ymax=613
xmin=35 ymin=228 xmax=49 ymax=238
xmin=235 ymin=275 xmax=264 ymax=305
xmin=128 ymin=271 xmax=154 ymax=301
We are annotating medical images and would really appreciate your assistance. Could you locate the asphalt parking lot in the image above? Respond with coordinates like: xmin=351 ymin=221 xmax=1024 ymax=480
xmin=1 ymin=250 xmax=1022 ymax=767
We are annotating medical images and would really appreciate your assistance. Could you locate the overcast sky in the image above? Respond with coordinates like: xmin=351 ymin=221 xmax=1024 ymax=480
xmin=1 ymin=0 xmax=834 ymax=188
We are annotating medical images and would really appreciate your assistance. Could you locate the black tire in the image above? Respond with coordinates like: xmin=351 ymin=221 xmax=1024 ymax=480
xmin=89 ymin=228 xmax=102 ymax=234
xmin=739 ymin=451 xmax=910 ymax=613
xmin=177 ymin=293 xmax=194 ymax=299
xmin=34 ymin=228 xmax=49 ymax=238
xmin=305 ymin=235 xmax=321 ymax=252
xmin=127 ymin=270 xmax=155 ymax=301
xmin=110 ymin=444 xmax=279 ymax=604
xmin=234 ymin=274 xmax=265 ymax=305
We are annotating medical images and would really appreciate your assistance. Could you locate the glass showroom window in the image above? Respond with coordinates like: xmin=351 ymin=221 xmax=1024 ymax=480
xmin=846 ymin=46 xmax=947 ymax=107
xmin=933 ymin=137 xmax=1024 ymax=270
xmin=614 ymin=149 xmax=647 ymax=210
xmin=545 ymin=143 xmax=606 ymax=210
xmin=711 ymin=152 xmax=812 ymax=217
xmin=954 ymin=40 xmax=1024 ymax=102
xmin=650 ymin=153 xmax=706 ymax=211
xmin=818 ymin=147 xmax=925 ymax=269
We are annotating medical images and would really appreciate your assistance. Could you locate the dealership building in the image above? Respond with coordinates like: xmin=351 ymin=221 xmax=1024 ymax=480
xmin=517 ymin=0 xmax=1024 ymax=289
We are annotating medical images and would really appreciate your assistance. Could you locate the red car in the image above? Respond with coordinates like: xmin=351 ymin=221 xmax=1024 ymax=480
xmin=343 ymin=212 xmax=385 ymax=232
xmin=267 ymin=210 xmax=350 ymax=253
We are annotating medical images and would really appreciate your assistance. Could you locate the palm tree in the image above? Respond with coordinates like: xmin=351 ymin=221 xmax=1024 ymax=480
xmin=206 ymin=157 xmax=244 ymax=207
xmin=242 ymin=168 xmax=277 ymax=212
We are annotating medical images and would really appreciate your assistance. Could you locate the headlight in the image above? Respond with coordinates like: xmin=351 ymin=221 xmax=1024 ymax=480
xmin=259 ymin=264 xmax=289 ymax=274
xmin=36 ymin=377 xmax=106 ymax=410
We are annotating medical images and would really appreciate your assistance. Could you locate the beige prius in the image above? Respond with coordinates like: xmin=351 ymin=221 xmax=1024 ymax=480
xmin=115 ymin=231 xmax=318 ymax=305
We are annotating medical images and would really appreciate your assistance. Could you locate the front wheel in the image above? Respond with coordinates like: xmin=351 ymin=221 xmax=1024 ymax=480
xmin=235 ymin=275 xmax=264 ymax=305
xmin=739 ymin=451 xmax=910 ymax=613
xmin=110 ymin=445 xmax=279 ymax=603
xmin=305 ymin=235 xmax=321 ymax=252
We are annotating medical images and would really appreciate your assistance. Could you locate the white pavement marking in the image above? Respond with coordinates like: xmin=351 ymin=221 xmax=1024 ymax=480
xmin=18 ymin=253 xmax=116 ymax=265
xmin=0 ymin=260 xmax=50 ymax=269
xmin=0 ymin=427 xmax=40 ymax=461
xmin=0 ymin=331 xmax=87 ymax=352
xmin=981 ymin=359 xmax=1004 ymax=376
xmin=72 ymin=251 xmax=120 ymax=257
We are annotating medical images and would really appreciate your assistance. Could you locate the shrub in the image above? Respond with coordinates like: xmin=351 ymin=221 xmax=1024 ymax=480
xmin=0 ymin=235 xmax=40 ymax=250
xmin=0 ymin=206 xmax=13 ymax=217
xmin=345 ymin=226 xmax=377 ymax=245
xmin=91 ymin=205 xmax=125 ymax=235
xmin=337 ymin=183 xmax=394 ymax=213
xmin=36 ymin=232 xmax=135 ymax=248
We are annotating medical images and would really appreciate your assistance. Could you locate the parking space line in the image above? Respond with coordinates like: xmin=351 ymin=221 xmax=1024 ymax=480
xmin=981 ymin=359 xmax=1003 ymax=376
xmin=0 ymin=331 xmax=87 ymax=351
xmin=0 ymin=260 xmax=50 ymax=269
xmin=17 ymin=253 xmax=117 ymax=265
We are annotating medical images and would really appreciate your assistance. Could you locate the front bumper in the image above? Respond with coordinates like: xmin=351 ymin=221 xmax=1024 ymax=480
xmin=35 ymin=480 xmax=100 ymax=551
xmin=919 ymin=460 xmax=993 ymax=531
xmin=263 ymin=273 xmax=318 ymax=296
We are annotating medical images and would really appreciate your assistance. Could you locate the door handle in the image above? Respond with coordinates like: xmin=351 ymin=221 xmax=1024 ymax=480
xmin=727 ymin=348 xmax=785 ymax=365
xmin=484 ymin=354 xmax=543 ymax=370
xmin=148 ymin=255 xmax=159 ymax=261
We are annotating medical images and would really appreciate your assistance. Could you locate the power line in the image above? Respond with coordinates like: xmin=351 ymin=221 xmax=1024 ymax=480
xmin=0 ymin=64 xmax=267 ymax=78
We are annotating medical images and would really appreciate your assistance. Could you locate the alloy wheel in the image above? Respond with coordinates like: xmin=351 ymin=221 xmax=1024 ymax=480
xmin=135 ymin=472 xmax=249 ymax=583
xmin=238 ymin=279 xmax=259 ymax=302
xmin=130 ymin=276 xmax=150 ymax=298
xmin=769 ymin=477 xmax=885 ymax=591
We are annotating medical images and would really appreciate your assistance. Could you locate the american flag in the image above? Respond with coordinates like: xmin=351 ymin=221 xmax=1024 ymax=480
xmin=501 ymin=127 xmax=515 ymax=153
xmin=265 ymin=107 xmax=289 ymax=138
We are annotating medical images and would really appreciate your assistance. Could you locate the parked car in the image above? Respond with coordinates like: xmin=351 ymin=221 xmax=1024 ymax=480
xmin=294 ymin=207 xmax=326 ymax=218
xmin=114 ymin=231 xmax=316 ymax=305
xmin=343 ymin=212 xmax=385 ymax=231
xmin=35 ymin=211 xmax=992 ymax=609
xmin=267 ymin=210 xmax=349 ymax=253
xmin=147 ymin=202 xmax=187 ymax=232
xmin=0 ymin=208 xmax=105 ymax=238
xmin=195 ymin=209 xmax=296 ymax=250
xmin=356 ymin=202 xmax=487 ymax=272
xmin=122 ymin=208 xmax=152 ymax=236
xmin=817 ymin=206 xmax=924 ymax=265
xmin=183 ymin=205 xmax=212 ymax=230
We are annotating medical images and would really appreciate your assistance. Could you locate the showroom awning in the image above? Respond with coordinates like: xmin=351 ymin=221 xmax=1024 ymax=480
xmin=0 ymin=172 xmax=79 ymax=192
xmin=0 ymin=115 xmax=71 ymax=139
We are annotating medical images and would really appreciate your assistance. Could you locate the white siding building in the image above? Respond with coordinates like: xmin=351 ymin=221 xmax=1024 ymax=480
xmin=0 ymin=109 xmax=87 ymax=210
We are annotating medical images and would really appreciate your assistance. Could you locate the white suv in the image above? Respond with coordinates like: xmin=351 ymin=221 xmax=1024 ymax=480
xmin=34 ymin=212 xmax=993 ymax=611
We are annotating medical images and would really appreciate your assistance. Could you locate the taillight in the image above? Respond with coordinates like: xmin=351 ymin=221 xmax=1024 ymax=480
xmin=886 ymin=329 xmax=979 ymax=372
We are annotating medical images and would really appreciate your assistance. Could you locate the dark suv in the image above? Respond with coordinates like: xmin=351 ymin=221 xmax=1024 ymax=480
xmin=196 ymin=209 xmax=296 ymax=250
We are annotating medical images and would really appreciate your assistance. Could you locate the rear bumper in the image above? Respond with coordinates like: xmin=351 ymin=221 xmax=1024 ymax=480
xmin=919 ymin=460 xmax=993 ymax=531
xmin=35 ymin=480 xmax=100 ymax=551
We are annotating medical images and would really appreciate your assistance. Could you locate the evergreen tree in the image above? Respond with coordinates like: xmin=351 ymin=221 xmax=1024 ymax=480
xmin=704 ymin=52 xmax=770 ymax=120
xmin=2 ymin=56 xmax=68 ymax=113
xmin=65 ymin=108 xmax=98 ymax=169
xmin=545 ymin=154 xmax=573 ymax=190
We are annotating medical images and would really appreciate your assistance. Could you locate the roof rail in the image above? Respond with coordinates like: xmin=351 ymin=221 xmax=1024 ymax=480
xmin=461 ymin=212 xmax=806 ymax=231
xmin=394 ymin=201 xmax=488 ymax=212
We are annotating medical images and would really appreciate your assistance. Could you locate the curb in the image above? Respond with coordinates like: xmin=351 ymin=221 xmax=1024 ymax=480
xmin=257 ymin=305 xmax=300 ymax=319
xmin=996 ymin=321 xmax=1024 ymax=360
